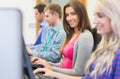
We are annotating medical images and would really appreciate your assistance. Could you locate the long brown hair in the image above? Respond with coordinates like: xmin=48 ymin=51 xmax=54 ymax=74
xmin=61 ymin=0 xmax=92 ymax=55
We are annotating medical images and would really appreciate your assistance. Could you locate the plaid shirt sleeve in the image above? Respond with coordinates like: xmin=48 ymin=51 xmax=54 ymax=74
xmin=81 ymin=49 xmax=120 ymax=79
xmin=112 ymin=49 xmax=120 ymax=79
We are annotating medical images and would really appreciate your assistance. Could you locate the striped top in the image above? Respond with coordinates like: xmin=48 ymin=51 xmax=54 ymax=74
xmin=82 ymin=49 xmax=120 ymax=79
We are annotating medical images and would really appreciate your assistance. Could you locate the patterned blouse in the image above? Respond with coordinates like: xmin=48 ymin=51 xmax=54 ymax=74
xmin=82 ymin=49 xmax=120 ymax=79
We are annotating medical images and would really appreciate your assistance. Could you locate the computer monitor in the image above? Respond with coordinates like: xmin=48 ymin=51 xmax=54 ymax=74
xmin=0 ymin=8 xmax=23 ymax=79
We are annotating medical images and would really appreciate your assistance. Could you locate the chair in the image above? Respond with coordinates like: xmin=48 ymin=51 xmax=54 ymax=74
xmin=92 ymin=28 xmax=101 ymax=52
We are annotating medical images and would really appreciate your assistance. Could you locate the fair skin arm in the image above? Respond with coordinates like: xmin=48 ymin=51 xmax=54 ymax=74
xmin=33 ymin=68 xmax=81 ymax=79
xmin=31 ymin=57 xmax=52 ymax=70
xmin=26 ymin=46 xmax=33 ymax=55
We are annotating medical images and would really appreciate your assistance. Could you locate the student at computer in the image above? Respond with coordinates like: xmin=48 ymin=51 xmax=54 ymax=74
xmin=32 ymin=0 xmax=93 ymax=77
xmin=28 ymin=4 xmax=50 ymax=49
xmin=27 ymin=3 xmax=65 ymax=63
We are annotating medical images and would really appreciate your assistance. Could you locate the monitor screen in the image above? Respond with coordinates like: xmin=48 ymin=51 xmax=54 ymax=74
xmin=0 ymin=9 xmax=23 ymax=79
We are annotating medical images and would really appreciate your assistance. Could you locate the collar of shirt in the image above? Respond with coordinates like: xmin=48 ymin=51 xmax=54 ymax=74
xmin=40 ymin=20 xmax=48 ymax=28
xmin=50 ymin=23 xmax=63 ymax=32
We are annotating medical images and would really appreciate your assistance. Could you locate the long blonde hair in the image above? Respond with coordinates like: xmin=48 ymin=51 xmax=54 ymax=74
xmin=85 ymin=0 xmax=120 ymax=78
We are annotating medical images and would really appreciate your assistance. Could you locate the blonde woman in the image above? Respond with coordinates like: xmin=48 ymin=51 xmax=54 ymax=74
xmin=33 ymin=0 xmax=120 ymax=79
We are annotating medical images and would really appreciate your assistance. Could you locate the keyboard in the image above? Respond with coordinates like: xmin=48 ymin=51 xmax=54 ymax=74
xmin=32 ymin=64 xmax=44 ymax=70
xmin=36 ymin=74 xmax=57 ymax=79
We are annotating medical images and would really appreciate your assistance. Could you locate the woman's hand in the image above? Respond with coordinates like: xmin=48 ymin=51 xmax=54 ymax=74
xmin=31 ymin=57 xmax=52 ymax=70
xmin=33 ymin=68 xmax=80 ymax=79
xmin=33 ymin=68 xmax=55 ymax=76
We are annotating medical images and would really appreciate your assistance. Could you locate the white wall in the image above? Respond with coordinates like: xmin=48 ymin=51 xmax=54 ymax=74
xmin=87 ymin=0 xmax=96 ymax=28
xmin=0 ymin=0 xmax=36 ymax=44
